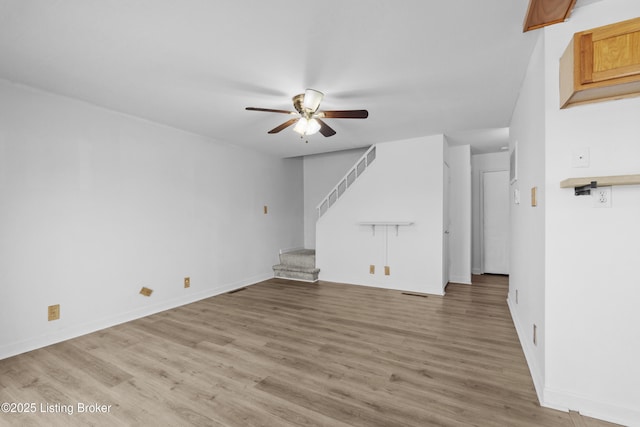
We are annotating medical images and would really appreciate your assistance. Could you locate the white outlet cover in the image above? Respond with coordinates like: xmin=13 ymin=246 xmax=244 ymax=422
xmin=572 ymin=147 xmax=590 ymax=168
xmin=592 ymin=186 xmax=612 ymax=208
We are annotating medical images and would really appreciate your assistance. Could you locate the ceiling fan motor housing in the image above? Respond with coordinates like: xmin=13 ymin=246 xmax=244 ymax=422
xmin=292 ymin=94 xmax=306 ymax=116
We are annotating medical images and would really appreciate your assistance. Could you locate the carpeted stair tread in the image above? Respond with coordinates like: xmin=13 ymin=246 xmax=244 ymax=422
xmin=273 ymin=249 xmax=319 ymax=282
xmin=272 ymin=264 xmax=320 ymax=273
xmin=279 ymin=249 xmax=316 ymax=269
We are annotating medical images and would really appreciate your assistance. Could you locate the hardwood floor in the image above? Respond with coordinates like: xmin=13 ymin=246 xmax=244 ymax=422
xmin=0 ymin=275 xmax=620 ymax=426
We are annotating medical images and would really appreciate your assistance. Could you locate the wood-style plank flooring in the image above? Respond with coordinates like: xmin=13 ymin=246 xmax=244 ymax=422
xmin=0 ymin=275 xmax=620 ymax=426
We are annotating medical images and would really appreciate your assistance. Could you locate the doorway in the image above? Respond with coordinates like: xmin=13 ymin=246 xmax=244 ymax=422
xmin=482 ymin=170 xmax=509 ymax=274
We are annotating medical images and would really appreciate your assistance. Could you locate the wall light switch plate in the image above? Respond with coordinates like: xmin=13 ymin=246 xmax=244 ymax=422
xmin=514 ymin=188 xmax=521 ymax=205
xmin=369 ymin=265 xmax=375 ymax=274
xmin=592 ymin=186 xmax=612 ymax=208
xmin=184 ymin=277 xmax=190 ymax=288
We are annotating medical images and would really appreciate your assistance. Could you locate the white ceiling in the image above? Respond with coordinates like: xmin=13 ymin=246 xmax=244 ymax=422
xmin=0 ymin=1 xmax=598 ymax=158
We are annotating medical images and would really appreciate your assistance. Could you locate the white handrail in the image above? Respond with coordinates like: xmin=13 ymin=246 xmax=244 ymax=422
xmin=316 ymin=145 xmax=377 ymax=219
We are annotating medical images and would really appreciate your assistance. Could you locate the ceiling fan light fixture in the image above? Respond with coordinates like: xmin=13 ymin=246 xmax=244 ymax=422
xmin=293 ymin=117 xmax=321 ymax=136
xmin=306 ymin=118 xmax=321 ymax=135
xmin=303 ymin=88 xmax=324 ymax=112
xmin=246 ymin=89 xmax=366 ymax=138
xmin=293 ymin=118 xmax=308 ymax=135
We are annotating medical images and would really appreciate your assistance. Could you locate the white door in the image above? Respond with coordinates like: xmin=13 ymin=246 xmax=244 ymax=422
xmin=482 ymin=170 xmax=509 ymax=274
xmin=443 ymin=162 xmax=450 ymax=288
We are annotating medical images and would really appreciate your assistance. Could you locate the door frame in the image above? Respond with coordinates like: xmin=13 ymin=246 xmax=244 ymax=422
xmin=443 ymin=161 xmax=450 ymax=290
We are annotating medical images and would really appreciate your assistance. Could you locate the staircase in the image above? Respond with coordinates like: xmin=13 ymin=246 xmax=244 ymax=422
xmin=274 ymin=146 xmax=376 ymax=283
xmin=317 ymin=145 xmax=376 ymax=219
xmin=273 ymin=249 xmax=320 ymax=282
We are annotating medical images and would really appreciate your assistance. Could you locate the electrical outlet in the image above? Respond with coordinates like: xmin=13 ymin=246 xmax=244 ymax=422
xmin=592 ymin=186 xmax=612 ymax=208
xmin=384 ymin=266 xmax=390 ymax=276
xmin=263 ymin=205 xmax=268 ymax=214
xmin=369 ymin=265 xmax=375 ymax=274
xmin=184 ymin=277 xmax=190 ymax=288
xmin=48 ymin=304 xmax=60 ymax=321
xmin=533 ymin=324 xmax=537 ymax=346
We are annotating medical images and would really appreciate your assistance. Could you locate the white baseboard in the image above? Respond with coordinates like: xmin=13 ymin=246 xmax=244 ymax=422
xmin=319 ymin=274 xmax=446 ymax=296
xmin=274 ymin=275 xmax=318 ymax=283
xmin=543 ymin=386 xmax=640 ymax=426
xmin=0 ymin=272 xmax=271 ymax=361
xmin=448 ymin=275 xmax=472 ymax=285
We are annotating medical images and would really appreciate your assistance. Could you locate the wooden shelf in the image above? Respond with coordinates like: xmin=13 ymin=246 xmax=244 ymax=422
xmin=359 ymin=222 xmax=414 ymax=226
xmin=560 ymin=174 xmax=640 ymax=188
xmin=359 ymin=222 xmax=414 ymax=236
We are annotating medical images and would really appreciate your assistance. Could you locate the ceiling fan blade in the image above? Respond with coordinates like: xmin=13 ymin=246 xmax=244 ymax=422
xmin=246 ymin=107 xmax=295 ymax=114
xmin=268 ymin=118 xmax=299 ymax=134
xmin=321 ymin=110 xmax=369 ymax=119
xmin=316 ymin=119 xmax=337 ymax=137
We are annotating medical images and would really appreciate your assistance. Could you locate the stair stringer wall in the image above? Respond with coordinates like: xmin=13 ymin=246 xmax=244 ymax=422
xmin=316 ymin=135 xmax=445 ymax=295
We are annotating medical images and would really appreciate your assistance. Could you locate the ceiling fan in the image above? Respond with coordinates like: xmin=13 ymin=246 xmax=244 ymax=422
xmin=245 ymin=89 xmax=368 ymax=138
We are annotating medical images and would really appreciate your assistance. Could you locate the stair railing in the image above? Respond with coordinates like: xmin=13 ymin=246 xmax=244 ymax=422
xmin=316 ymin=145 xmax=377 ymax=219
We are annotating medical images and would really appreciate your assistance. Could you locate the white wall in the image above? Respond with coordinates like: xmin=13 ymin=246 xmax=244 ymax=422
xmin=510 ymin=1 xmax=640 ymax=424
xmin=303 ymin=148 xmax=367 ymax=249
xmin=316 ymin=136 xmax=445 ymax=295
xmin=542 ymin=1 xmax=640 ymax=424
xmin=0 ymin=80 xmax=304 ymax=360
xmin=448 ymin=145 xmax=472 ymax=284
xmin=509 ymin=30 xmax=547 ymax=401
xmin=471 ymin=152 xmax=509 ymax=274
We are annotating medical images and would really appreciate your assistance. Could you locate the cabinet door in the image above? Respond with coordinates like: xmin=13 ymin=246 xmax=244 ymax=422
xmin=560 ymin=17 xmax=640 ymax=108
xmin=579 ymin=17 xmax=640 ymax=85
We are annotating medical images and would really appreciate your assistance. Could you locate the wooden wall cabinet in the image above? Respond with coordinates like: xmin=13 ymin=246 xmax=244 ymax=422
xmin=560 ymin=17 xmax=640 ymax=108
xmin=523 ymin=0 xmax=576 ymax=32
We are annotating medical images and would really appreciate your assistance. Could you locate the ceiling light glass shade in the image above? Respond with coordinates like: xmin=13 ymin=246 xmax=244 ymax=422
xmin=306 ymin=118 xmax=321 ymax=135
xmin=293 ymin=117 xmax=321 ymax=136
xmin=293 ymin=118 xmax=308 ymax=135
xmin=303 ymin=89 xmax=324 ymax=112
